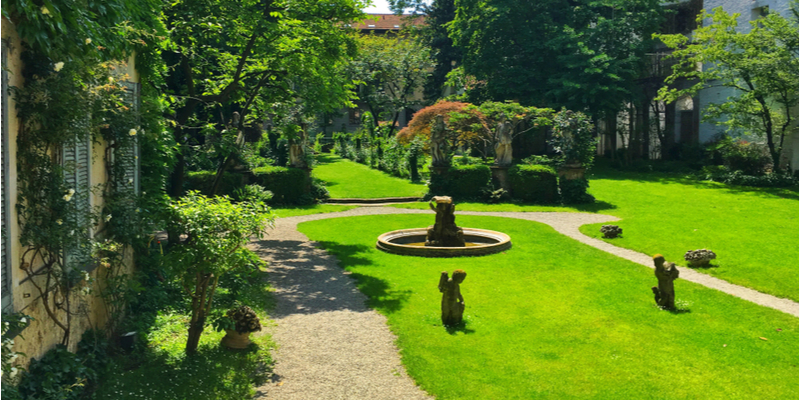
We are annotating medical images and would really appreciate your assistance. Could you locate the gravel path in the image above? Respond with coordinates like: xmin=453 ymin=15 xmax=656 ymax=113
xmin=252 ymin=206 xmax=798 ymax=400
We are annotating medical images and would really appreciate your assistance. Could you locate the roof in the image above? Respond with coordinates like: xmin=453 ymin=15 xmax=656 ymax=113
xmin=351 ymin=14 xmax=425 ymax=32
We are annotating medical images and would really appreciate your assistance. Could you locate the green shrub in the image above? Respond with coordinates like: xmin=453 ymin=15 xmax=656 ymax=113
xmin=428 ymin=164 xmax=492 ymax=200
xmin=185 ymin=171 xmax=245 ymax=197
xmin=720 ymin=140 xmax=772 ymax=175
xmin=509 ymin=165 xmax=558 ymax=203
xmin=19 ymin=345 xmax=95 ymax=400
xmin=559 ymin=178 xmax=595 ymax=204
xmin=251 ymin=166 xmax=309 ymax=204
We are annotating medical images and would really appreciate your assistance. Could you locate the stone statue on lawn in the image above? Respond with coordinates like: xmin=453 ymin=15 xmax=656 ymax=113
xmin=439 ymin=269 xmax=467 ymax=326
xmin=429 ymin=114 xmax=449 ymax=167
xmin=494 ymin=117 xmax=513 ymax=166
xmin=652 ymin=254 xmax=679 ymax=310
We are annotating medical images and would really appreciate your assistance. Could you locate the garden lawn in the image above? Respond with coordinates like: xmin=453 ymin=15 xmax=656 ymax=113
xmin=299 ymin=214 xmax=798 ymax=400
xmin=580 ymin=170 xmax=799 ymax=301
xmin=272 ymin=204 xmax=356 ymax=218
xmin=391 ymin=170 xmax=799 ymax=301
xmin=314 ymin=154 xmax=427 ymax=198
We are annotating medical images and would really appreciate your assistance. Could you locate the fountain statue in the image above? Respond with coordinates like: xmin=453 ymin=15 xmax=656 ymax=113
xmin=439 ymin=270 xmax=466 ymax=326
xmin=376 ymin=196 xmax=511 ymax=257
xmin=426 ymin=196 xmax=465 ymax=247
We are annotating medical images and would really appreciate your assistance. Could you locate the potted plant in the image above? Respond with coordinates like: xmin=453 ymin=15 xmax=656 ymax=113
xmin=218 ymin=304 xmax=262 ymax=349
xmin=549 ymin=109 xmax=597 ymax=178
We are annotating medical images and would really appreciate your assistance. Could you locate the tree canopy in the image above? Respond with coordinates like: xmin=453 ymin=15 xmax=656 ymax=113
xmin=448 ymin=0 xmax=664 ymax=115
xmin=655 ymin=7 xmax=799 ymax=170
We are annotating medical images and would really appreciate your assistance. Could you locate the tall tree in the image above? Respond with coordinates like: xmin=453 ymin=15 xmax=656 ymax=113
xmin=389 ymin=0 xmax=462 ymax=103
xmin=159 ymin=0 xmax=366 ymax=199
xmin=655 ymin=7 xmax=799 ymax=170
xmin=448 ymin=0 xmax=664 ymax=116
xmin=348 ymin=33 xmax=433 ymax=135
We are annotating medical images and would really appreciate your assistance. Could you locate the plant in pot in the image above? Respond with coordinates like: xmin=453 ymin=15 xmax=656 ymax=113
xmin=216 ymin=304 xmax=262 ymax=349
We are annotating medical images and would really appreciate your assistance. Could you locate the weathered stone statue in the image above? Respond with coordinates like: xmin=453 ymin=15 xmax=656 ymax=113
xmin=494 ymin=118 xmax=513 ymax=166
xmin=426 ymin=196 xmax=465 ymax=247
xmin=439 ymin=270 xmax=466 ymax=326
xmin=289 ymin=127 xmax=307 ymax=168
xmin=652 ymin=254 xmax=679 ymax=309
xmin=429 ymin=115 xmax=449 ymax=167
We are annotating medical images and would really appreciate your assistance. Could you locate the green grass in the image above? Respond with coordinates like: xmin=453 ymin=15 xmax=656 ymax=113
xmin=581 ymin=169 xmax=799 ymax=301
xmin=92 ymin=269 xmax=274 ymax=400
xmin=313 ymin=154 xmax=427 ymax=199
xmin=299 ymin=214 xmax=798 ymax=400
xmin=389 ymin=169 xmax=799 ymax=301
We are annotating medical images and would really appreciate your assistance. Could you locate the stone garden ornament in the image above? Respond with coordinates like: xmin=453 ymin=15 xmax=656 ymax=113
xmin=429 ymin=114 xmax=449 ymax=167
xmin=439 ymin=269 xmax=467 ymax=326
xmin=684 ymin=249 xmax=716 ymax=267
xmin=494 ymin=117 xmax=513 ymax=166
xmin=426 ymin=196 xmax=465 ymax=247
xmin=600 ymin=225 xmax=622 ymax=238
xmin=652 ymin=254 xmax=679 ymax=310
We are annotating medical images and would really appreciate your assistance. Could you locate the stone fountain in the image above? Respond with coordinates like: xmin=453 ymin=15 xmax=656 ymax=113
xmin=376 ymin=196 xmax=511 ymax=257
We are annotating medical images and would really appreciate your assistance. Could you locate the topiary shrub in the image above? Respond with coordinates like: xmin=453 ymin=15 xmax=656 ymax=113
xmin=185 ymin=171 xmax=245 ymax=197
xmin=559 ymin=178 xmax=595 ymax=204
xmin=251 ymin=166 xmax=309 ymax=205
xmin=428 ymin=164 xmax=491 ymax=200
xmin=509 ymin=165 xmax=558 ymax=203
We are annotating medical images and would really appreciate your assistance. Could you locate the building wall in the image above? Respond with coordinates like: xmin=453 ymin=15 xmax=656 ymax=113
xmin=2 ymin=20 xmax=138 ymax=365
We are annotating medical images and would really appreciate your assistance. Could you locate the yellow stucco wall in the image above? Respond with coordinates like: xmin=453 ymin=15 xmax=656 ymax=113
xmin=2 ymin=20 xmax=138 ymax=365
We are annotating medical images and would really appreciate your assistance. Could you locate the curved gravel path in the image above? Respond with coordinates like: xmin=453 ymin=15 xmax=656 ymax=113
xmin=252 ymin=206 xmax=798 ymax=400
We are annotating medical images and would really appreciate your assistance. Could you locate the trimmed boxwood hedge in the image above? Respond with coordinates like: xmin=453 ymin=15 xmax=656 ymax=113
xmin=428 ymin=164 xmax=492 ymax=200
xmin=509 ymin=164 xmax=558 ymax=203
xmin=251 ymin=166 xmax=309 ymax=204
xmin=185 ymin=171 xmax=245 ymax=197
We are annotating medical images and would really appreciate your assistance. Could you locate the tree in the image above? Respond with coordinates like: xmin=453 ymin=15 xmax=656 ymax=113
xmin=348 ymin=33 xmax=433 ymax=136
xmin=159 ymin=0 xmax=365 ymax=199
xmin=165 ymin=192 xmax=274 ymax=354
xmin=655 ymin=7 xmax=799 ymax=170
xmin=448 ymin=0 xmax=664 ymax=116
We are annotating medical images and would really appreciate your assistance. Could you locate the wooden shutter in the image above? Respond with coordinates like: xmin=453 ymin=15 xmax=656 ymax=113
xmin=62 ymin=132 xmax=92 ymax=269
xmin=1 ymin=39 xmax=11 ymax=310
xmin=119 ymin=81 xmax=140 ymax=194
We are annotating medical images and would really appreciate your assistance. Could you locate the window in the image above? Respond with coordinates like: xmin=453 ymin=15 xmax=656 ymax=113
xmin=118 ymin=81 xmax=140 ymax=195
xmin=349 ymin=108 xmax=362 ymax=125
xmin=62 ymin=129 xmax=92 ymax=270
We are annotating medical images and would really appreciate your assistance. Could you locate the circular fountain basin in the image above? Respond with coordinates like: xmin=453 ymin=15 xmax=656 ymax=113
xmin=377 ymin=228 xmax=511 ymax=257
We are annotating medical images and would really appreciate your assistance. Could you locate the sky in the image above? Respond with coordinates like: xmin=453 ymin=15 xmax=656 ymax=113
xmin=363 ymin=0 xmax=395 ymax=14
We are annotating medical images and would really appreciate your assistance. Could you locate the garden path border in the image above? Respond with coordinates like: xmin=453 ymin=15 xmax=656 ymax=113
xmin=252 ymin=206 xmax=797 ymax=399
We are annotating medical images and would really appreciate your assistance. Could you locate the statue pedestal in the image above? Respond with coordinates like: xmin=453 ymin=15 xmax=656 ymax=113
xmin=557 ymin=164 xmax=586 ymax=180
xmin=491 ymin=166 xmax=511 ymax=192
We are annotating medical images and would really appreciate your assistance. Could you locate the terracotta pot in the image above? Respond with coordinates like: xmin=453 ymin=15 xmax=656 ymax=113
xmin=221 ymin=329 xmax=252 ymax=349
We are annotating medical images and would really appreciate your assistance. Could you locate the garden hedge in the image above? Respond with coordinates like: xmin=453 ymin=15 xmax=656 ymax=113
xmin=251 ymin=166 xmax=309 ymax=204
xmin=185 ymin=171 xmax=245 ymax=197
xmin=509 ymin=165 xmax=558 ymax=203
xmin=428 ymin=164 xmax=492 ymax=200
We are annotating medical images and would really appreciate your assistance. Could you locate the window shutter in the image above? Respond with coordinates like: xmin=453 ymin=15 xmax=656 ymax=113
xmin=62 ymin=132 xmax=92 ymax=269
xmin=119 ymin=81 xmax=140 ymax=195
xmin=1 ymin=39 xmax=11 ymax=310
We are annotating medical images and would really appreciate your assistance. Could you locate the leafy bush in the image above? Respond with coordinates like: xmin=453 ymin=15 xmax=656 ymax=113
xmin=428 ymin=164 xmax=492 ymax=200
xmin=185 ymin=171 xmax=245 ymax=197
xmin=718 ymin=139 xmax=772 ymax=175
xmin=549 ymin=109 xmax=597 ymax=168
xmin=559 ymin=178 xmax=595 ymax=204
xmin=251 ymin=166 xmax=309 ymax=205
xmin=702 ymin=167 xmax=798 ymax=188
xmin=233 ymin=184 xmax=274 ymax=204
xmin=19 ymin=345 xmax=95 ymax=400
xmin=509 ymin=165 xmax=558 ymax=203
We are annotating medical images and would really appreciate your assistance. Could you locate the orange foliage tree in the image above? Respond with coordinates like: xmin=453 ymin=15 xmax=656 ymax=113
xmin=395 ymin=101 xmax=477 ymax=145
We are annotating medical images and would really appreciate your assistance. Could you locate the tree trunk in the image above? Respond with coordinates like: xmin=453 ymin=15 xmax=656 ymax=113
xmin=185 ymin=315 xmax=206 ymax=354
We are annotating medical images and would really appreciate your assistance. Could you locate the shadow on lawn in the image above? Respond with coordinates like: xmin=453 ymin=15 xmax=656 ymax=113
xmin=445 ymin=321 xmax=476 ymax=335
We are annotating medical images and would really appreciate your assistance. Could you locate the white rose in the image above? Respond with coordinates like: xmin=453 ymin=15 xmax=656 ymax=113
xmin=128 ymin=129 xmax=137 ymax=136
xmin=54 ymin=62 xmax=64 ymax=72
xmin=85 ymin=38 xmax=92 ymax=45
